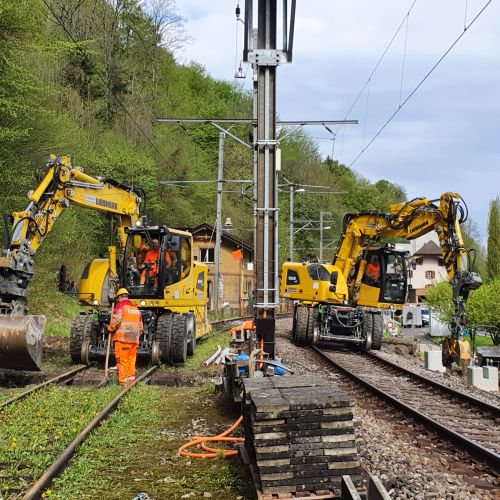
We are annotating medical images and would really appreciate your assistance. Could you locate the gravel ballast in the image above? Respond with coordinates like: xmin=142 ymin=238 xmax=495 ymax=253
xmin=274 ymin=317 xmax=499 ymax=499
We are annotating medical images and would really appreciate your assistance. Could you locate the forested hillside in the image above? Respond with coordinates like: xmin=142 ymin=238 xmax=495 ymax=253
xmin=0 ymin=0 xmax=406 ymax=328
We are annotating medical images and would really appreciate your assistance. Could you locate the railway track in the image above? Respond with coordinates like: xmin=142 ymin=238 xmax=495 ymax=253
xmin=0 ymin=366 xmax=88 ymax=410
xmin=312 ymin=346 xmax=500 ymax=473
xmin=0 ymin=366 xmax=157 ymax=499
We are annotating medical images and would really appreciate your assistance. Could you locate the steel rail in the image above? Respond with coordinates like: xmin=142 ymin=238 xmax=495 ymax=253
xmin=0 ymin=365 xmax=88 ymax=410
xmin=365 ymin=351 xmax=500 ymax=415
xmin=312 ymin=346 xmax=500 ymax=474
xmin=210 ymin=312 xmax=292 ymax=329
xmin=21 ymin=365 xmax=158 ymax=500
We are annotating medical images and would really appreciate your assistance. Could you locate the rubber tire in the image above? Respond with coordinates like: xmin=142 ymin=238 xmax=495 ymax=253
xmin=70 ymin=315 xmax=91 ymax=363
xmin=371 ymin=313 xmax=383 ymax=350
xmin=170 ymin=314 xmax=188 ymax=363
xmin=307 ymin=308 xmax=319 ymax=345
xmin=186 ymin=314 xmax=196 ymax=356
xmin=84 ymin=318 xmax=101 ymax=348
xmin=156 ymin=313 xmax=172 ymax=363
xmin=294 ymin=305 xmax=311 ymax=347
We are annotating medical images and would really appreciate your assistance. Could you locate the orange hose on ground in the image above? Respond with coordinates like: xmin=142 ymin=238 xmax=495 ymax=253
xmin=178 ymin=415 xmax=244 ymax=458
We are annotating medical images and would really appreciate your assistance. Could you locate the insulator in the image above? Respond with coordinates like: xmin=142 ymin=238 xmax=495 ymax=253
xmin=235 ymin=4 xmax=241 ymax=18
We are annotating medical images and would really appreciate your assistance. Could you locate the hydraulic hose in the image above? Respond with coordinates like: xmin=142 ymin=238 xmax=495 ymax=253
xmin=178 ymin=415 xmax=244 ymax=458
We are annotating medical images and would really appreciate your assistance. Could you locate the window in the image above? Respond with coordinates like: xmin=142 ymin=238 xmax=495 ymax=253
xmin=408 ymin=270 xmax=413 ymax=278
xmin=307 ymin=264 xmax=330 ymax=281
xmin=438 ymin=258 xmax=444 ymax=266
xmin=286 ymin=269 xmax=300 ymax=285
xmin=196 ymin=271 xmax=205 ymax=291
xmin=425 ymin=270 xmax=435 ymax=279
xmin=416 ymin=258 xmax=423 ymax=266
xmin=199 ymin=248 xmax=214 ymax=263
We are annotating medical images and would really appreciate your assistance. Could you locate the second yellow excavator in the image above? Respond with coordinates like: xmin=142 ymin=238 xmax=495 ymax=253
xmin=280 ymin=193 xmax=482 ymax=366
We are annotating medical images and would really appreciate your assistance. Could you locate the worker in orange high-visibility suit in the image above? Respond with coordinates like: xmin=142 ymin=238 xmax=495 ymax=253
xmin=108 ymin=288 xmax=143 ymax=385
xmin=139 ymin=238 xmax=170 ymax=286
xmin=364 ymin=255 xmax=381 ymax=283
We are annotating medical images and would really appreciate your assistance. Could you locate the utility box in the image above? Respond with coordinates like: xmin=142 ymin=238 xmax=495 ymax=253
xmin=402 ymin=304 xmax=423 ymax=328
xmin=429 ymin=313 xmax=450 ymax=337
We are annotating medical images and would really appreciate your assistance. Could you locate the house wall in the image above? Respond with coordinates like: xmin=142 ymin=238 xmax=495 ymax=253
xmin=192 ymin=234 xmax=254 ymax=313
xmin=408 ymin=254 xmax=447 ymax=303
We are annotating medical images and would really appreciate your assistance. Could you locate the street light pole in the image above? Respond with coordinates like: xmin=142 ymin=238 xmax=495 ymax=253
xmin=289 ymin=184 xmax=294 ymax=261
xmin=214 ymin=131 xmax=225 ymax=319
xmin=319 ymin=211 xmax=331 ymax=263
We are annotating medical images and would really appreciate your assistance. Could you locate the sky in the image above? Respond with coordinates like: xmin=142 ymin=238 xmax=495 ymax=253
xmin=174 ymin=0 xmax=499 ymax=243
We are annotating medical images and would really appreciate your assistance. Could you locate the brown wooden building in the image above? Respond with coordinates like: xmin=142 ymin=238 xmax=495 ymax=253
xmin=189 ymin=223 xmax=254 ymax=315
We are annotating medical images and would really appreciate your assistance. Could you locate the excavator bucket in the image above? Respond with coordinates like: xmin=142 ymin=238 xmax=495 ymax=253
xmin=0 ymin=315 xmax=46 ymax=371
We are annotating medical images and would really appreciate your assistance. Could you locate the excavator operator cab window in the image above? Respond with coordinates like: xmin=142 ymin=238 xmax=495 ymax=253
xmin=381 ymin=252 xmax=407 ymax=304
xmin=362 ymin=254 xmax=381 ymax=287
xmin=122 ymin=230 xmax=188 ymax=298
xmin=123 ymin=231 xmax=161 ymax=296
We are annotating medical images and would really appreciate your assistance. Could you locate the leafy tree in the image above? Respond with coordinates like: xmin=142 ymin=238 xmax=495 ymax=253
xmin=424 ymin=279 xmax=500 ymax=344
xmin=461 ymin=218 xmax=486 ymax=278
xmin=467 ymin=279 xmax=500 ymax=341
xmin=424 ymin=281 xmax=454 ymax=324
xmin=487 ymin=195 xmax=500 ymax=280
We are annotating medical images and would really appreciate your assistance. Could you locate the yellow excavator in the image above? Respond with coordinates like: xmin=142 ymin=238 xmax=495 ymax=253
xmin=280 ymin=192 xmax=482 ymax=366
xmin=0 ymin=154 xmax=210 ymax=371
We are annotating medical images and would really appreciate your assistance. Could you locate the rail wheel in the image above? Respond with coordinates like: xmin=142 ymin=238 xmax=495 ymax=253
xmin=156 ymin=313 xmax=172 ymax=363
xmin=170 ymin=314 xmax=188 ymax=363
xmin=80 ymin=339 xmax=91 ymax=366
xmin=371 ymin=313 xmax=383 ymax=350
xmin=186 ymin=313 xmax=196 ymax=356
xmin=70 ymin=315 xmax=91 ymax=363
xmin=151 ymin=340 xmax=161 ymax=366
xmin=292 ymin=304 xmax=299 ymax=340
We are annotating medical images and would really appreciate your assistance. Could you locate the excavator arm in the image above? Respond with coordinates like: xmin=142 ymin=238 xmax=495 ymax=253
xmin=333 ymin=192 xmax=482 ymax=364
xmin=0 ymin=154 xmax=142 ymax=370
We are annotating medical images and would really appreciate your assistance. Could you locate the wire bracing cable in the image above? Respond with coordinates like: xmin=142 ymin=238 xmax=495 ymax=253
xmin=348 ymin=0 xmax=495 ymax=168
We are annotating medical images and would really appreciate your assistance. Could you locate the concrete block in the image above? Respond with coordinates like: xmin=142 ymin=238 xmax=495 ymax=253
xmin=424 ymin=349 xmax=446 ymax=372
xmin=482 ymin=366 xmax=499 ymax=392
xmin=466 ymin=366 xmax=499 ymax=391
xmin=467 ymin=366 xmax=484 ymax=388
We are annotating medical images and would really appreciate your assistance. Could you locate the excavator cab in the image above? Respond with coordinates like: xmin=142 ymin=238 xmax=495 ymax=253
xmin=357 ymin=247 xmax=408 ymax=308
xmin=122 ymin=225 xmax=188 ymax=298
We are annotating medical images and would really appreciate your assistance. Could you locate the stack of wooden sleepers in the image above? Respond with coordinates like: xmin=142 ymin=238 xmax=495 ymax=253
xmin=242 ymin=375 xmax=363 ymax=496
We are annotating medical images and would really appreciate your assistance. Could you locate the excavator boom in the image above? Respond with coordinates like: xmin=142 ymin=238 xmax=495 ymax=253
xmin=0 ymin=155 xmax=142 ymax=370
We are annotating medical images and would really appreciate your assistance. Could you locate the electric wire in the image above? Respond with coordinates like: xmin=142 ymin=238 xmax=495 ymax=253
xmin=334 ymin=0 xmax=419 ymax=137
xmin=399 ymin=14 xmax=410 ymax=106
xmin=349 ymin=0 xmax=495 ymax=168
xmin=41 ymin=0 xmax=169 ymax=165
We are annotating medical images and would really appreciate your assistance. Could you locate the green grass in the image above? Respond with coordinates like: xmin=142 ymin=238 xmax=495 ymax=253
xmin=50 ymin=384 xmax=253 ymax=500
xmin=0 ymin=385 xmax=121 ymax=498
xmin=181 ymin=327 xmax=232 ymax=372
xmin=426 ymin=333 xmax=494 ymax=348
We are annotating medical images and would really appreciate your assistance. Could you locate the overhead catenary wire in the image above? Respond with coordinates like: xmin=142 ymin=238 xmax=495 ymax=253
xmin=41 ymin=0 xmax=169 ymax=165
xmin=334 ymin=0 xmax=419 ymax=138
xmin=349 ymin=0 xmax=495 ymax=168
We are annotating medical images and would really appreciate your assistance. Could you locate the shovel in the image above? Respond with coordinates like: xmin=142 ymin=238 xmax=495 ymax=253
xmin=0 ymin=315 xmax=47 ymax=371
